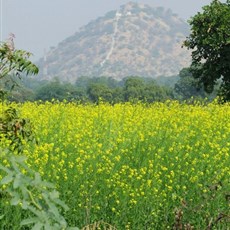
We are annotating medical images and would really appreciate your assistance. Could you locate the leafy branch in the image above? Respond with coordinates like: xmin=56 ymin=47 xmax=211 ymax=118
xmin=0 ymin=148 xmax=79 ymax=229
xmin=0 ymin=34 xmax=39 ymax=100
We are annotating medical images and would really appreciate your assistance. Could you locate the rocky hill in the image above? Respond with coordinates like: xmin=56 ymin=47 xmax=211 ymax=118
xmin=37 ymin=2 xmax=191 ymax=82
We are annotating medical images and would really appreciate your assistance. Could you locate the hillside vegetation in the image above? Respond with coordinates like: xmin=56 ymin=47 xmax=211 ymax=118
xmin=37 ymin=2 xmax=191 ymax=81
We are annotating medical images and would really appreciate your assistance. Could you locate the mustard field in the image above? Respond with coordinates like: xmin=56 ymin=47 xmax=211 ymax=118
xmin=1 ymin=101 xmax=230 ymax=229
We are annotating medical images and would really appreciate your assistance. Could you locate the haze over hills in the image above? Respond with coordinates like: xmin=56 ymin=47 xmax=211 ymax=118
xmin=37 ymin=2 xmax=191 ymax=82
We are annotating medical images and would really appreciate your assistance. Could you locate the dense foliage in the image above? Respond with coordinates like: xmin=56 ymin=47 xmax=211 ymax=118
xmin=184 ymin=0 xmax=230 ymax=100
xmin=10 ymin=74 xmax=218 ymax=103
xmin=174 ymin=68 xmax=218 ymax=100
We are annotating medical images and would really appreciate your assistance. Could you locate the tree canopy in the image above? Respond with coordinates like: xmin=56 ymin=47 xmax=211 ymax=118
xmin=184 ymin=0 xmax=230 ymax=100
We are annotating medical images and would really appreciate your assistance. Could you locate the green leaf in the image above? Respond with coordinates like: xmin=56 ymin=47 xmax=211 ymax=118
xmin=0 ymin=215 xmax=4 ymax=220
xmin=41 ymin=181 xmax=55 ymax=188
xmin=53 ymin=198 xmax=69 ymax=211
xmin=20 ymin=217 xmax=39 ymax=226
xmin=15 ymin=155 xmax=27 ymax=163
xmin=10 ymin=194 xmax=21 ymax=205
xmin=67 ymin=228 xmax=80 ymax=230
xmin=46 ymin=201 xmax=60 ymax=219
xmin=0 ymin=164 xmax=12 ymax=173
xmin=13 ymin=173 xmax=22 ymax=189
xmin=0 ymin=174 xmax=14 ymax=185
xmin=31 ymin=222 xmax=44 ymax=230
xmin=34 ymin=172 xmax=42 ymax=185
xmin=49 ymin=190 xmax=59 ymax=200
xmin=44 ymin=223 xmax=52 ymax=229
xmin=21 ymin=200 xmax=29 ymax=210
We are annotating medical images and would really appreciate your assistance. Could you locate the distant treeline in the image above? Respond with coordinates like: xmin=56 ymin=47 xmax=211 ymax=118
xmin=5 ymin=68 xmax=218 ymax=103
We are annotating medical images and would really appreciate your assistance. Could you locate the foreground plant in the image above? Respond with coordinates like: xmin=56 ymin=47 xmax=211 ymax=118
xmin=0 ymin=37 xmax=79 ymax=229
xmin=0 ymin=148 xmax=79 ymax=229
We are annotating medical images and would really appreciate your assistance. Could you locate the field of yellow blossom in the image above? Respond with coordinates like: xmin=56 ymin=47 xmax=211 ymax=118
xmin=1 ymin=101 xmax=230 ymax=229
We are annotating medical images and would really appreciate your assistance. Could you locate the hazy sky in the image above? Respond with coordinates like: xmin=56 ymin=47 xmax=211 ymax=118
xmin=1 ymin=0 xmax=213 ymax=60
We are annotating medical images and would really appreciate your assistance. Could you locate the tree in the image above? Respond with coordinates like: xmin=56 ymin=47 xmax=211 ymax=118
xmin=143 ymin=80 xmax=174 ymax=102
xmin=35 ymin=79 xmax=88 ymax=102
xmin=174 ymin=68 xmax=207 ymax=100
xmin=184 ymin=0 xmax=230 ymax=100
xmin=0 ymin=35 xmax=39 ymax=100
xmin=111 ymin=87 xmax=124 ymax=104
xmin=124 ymin=77 xmax=145 ymax=101
xmin=87 ymin=83 xmax=113 ymax=103
xmin=35 ymin=79 xmax=69 ymax=101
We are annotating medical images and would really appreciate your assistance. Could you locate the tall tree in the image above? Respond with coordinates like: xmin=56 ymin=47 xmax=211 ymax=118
xmin=124 ymin=77 xmax=145 ymax=101
xmin=87 ymin=83 xmax=113 ymax=103
xmin=184 ymin=0 xmax=230 ymax=100
xmin=174 ymin=68 xmax=207 ymax=100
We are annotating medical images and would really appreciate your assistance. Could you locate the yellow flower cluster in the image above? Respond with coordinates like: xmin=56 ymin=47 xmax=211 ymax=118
xmin=1 ymin=101 xmax=229 ymax=229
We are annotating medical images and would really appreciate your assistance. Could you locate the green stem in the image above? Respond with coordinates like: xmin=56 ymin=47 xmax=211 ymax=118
xmin=27 ymin=189 xmax=43 ymax=211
